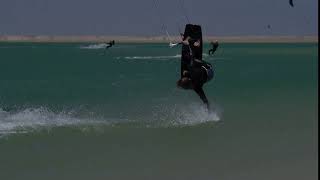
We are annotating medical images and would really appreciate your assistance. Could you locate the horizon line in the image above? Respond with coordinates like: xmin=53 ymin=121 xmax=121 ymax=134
xmin=0 ymin=35 xmax=318 ymax=43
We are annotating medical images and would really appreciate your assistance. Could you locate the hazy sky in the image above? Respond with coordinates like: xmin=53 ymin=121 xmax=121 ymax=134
xmin=0 ymin=0 xmax=318 ymax=36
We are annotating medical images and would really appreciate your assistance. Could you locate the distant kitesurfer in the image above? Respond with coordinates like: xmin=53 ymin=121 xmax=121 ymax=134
xmin=177 ymin=60 xmax=214 ymax=110
xmin=105 ymin=40 xmax=115 ymax=49
xmin=169 ymin=33 xmax=185 ymax=48
xmin=101 ymin=40 xmax=115 ymax=55
xmin=169 ymin=42 xmax=180 ymax=48
xmin=208 ymin=40 xmax=219 ymax=55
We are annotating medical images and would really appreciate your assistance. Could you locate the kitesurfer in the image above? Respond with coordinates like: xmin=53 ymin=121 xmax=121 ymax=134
xmin=177 ymin=60 xmax=214 ymax=110
xmin=177 ymin=24 xmax=214 ymax=110
xmin=105 ymin=40 xmax=115 ymax=49
xmin=208 ymin=40 xmax=219 ymax=55
xmin=169 ymin=33 xmax=185 ymax=48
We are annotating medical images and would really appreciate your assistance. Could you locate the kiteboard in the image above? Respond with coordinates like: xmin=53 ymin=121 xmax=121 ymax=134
xmin=180 ymin=24 xmax=203 ymax=78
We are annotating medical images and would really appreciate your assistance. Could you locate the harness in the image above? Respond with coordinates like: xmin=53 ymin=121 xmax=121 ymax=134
xmin=201 ymin=63 xmax=214 ymax=82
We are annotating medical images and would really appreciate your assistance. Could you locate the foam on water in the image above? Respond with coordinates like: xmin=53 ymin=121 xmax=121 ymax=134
xmin=0 ymin=104 xmax=221 ymax=136
xmin=80 ymin=43 xmax=109 ymax=49
xmin=120 ymin=55 xmax=181 ymax=60
xmin=116 ymin=54 xmax=227 ymax=61
xmin=151 ymin=103 xmax=221 ymax=127
xmin=0 ymin=107 xmax=107 ymax=136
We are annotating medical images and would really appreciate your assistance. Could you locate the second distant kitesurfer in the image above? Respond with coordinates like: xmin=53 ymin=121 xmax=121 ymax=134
xmin=208 ymin=40 xmax=219 ymax=55
xmin=106 ymin=40 xmax=115 ymax=49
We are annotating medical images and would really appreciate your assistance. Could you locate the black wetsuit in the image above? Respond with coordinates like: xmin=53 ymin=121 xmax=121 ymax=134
xmin=191 ymin=66 xmax=209 ymax=107
xmin=183 ymin=61 xmax=213 ymax=109
xmin=208 ymin=41 xmax=219 ymax=55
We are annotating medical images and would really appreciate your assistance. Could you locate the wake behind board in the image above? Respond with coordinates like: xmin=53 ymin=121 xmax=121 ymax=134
xmin=181 ymin=24 xmax=203 ymax=78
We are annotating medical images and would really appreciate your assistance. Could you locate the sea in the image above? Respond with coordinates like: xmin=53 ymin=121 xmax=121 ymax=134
xmin=0 ymin=42 xmax=318 ymax=180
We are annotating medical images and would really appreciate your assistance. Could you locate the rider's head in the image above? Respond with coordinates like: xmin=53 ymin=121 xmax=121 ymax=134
xmin=177 ymin=77 xmax=192 ymax=89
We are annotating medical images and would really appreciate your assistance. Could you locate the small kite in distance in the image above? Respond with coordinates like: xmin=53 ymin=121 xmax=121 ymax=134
xmin=289 ymin=0 xmax=294 ymax=7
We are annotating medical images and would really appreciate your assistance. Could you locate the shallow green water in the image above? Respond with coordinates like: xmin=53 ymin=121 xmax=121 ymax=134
xmin=0 ymin=42 xmax=318 ymax=180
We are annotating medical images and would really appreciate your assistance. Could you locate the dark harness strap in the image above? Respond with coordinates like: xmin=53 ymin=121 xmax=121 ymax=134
xmin=201 ymin=63 xmax=214 ymax=82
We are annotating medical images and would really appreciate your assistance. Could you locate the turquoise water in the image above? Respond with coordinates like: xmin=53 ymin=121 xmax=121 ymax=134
xmin=0 ymin=42 xmax=318 ymax=179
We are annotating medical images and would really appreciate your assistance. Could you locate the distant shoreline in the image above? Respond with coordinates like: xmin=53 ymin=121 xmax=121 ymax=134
xmin=0 ymin=35 xmax=317 ymax=43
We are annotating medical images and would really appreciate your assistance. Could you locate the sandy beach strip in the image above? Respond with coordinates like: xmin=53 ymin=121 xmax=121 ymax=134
xmin=0 ymin=35 xmax=317 ymax=43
